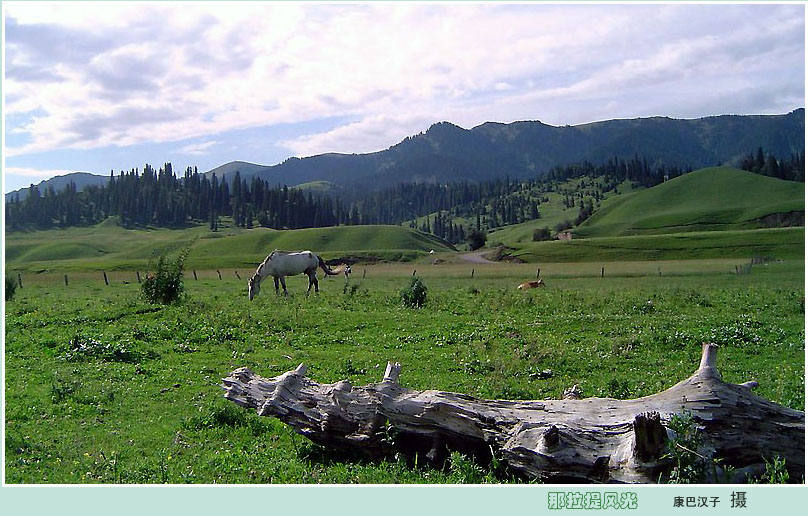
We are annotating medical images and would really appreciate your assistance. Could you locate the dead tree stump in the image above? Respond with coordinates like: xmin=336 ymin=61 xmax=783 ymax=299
xmin=222 ymin=343 xmax=804 ymax=483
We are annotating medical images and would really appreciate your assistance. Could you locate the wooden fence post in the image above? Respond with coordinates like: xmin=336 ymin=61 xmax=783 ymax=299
xmin=217 ymin=270 xmax=222 ymax=280
xmin=103 ymin=272 xmax=109 ymax=285
xmin=471 ymin=268 xmax=474 ymax=278
xmin=64 ymin=274 xmax=69 ymax=286
xmin=658 ymin=266 xmax=662 ymax=277
xmin=235 ymin=270 xmax=241 ymax=280
xmin=536 ymin=268 xmax=541 ymax=279
xmin=136 ymin=271 xmax=141 ymax=283
xmin=362 ymin=269 xmax=366 ymax=279
xmin=17 ymin=273 xmax=22 ymax=288
xmin=601 ymin=267 xmax=605 ymax=278
xmin=193 ymin=270 xmax=198 ymax=280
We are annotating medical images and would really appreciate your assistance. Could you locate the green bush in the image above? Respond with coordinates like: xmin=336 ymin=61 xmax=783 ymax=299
xmin=60 ymin=334 xmax=147 ymax=363
xmin=467 ymin=229 xmax=487 ymax=251
xmin=401 ymin=276 xmax=428 ymax=308
xmin=663 ymin=412 xmax=724 ymax=483
xmin=5 ymin=276 xmax=17 ymax=301
xmin=749 ymin=455 xmax=790 ymax=484
xmin=532 ymin=227 xmax=552 ymax=242
xmin=142 ymin=245 xmax=191 ymax=304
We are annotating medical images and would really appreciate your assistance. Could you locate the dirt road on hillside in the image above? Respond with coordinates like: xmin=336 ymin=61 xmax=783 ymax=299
xmin=459 ymin=250 xmax=494 ymax=264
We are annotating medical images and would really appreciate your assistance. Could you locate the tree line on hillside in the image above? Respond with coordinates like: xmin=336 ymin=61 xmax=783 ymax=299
xmin=545 ymin=155 xmax=691 ymax=187
xmin=5 ymin=151 xmax=802 ymax=244
xmin=739 ymin=148 xmax=804 ymax=182
xmin=5 ymin=165 xmax=349 ymax=233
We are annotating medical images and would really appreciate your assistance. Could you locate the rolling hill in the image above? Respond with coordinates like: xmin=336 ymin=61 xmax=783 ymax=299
xmin=574 ymin=167 xmax=804 ymax=237
xmin=508 ymin=227 xmax=804 ymax=263
xmin=5 ymin=221 xmax=454 ymax=272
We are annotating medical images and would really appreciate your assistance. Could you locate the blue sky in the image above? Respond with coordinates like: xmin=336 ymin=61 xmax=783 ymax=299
xmin=2 ymin=2 xmax=805 ymax=193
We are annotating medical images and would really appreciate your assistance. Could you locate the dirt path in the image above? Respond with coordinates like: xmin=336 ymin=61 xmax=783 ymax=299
xmin=459 ymin=250 xmax=494 ymax=264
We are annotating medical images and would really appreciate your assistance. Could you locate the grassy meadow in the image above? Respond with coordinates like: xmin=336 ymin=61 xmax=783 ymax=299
xmin=4 ymin=255 xmax=804 ymax=484
xmin=576 ymin=167 xmax=804 ymax=237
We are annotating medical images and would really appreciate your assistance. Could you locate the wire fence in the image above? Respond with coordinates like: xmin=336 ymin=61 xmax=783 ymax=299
xmin=8 ymin=269 xmax=251 ymax=288
xmin=7 ymin=257 xmax=770 ymax=289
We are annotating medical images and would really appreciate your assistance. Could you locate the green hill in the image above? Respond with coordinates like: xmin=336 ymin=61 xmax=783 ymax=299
xmin=576 ymin=167 xmax=804 ymax=237
xmin=5 ymin=220 xmax=453 ymax=272
xmin=508 ymin=227 xmax=804 ymax=263
xmin=190 ymin=225 xmax=453 ymax=267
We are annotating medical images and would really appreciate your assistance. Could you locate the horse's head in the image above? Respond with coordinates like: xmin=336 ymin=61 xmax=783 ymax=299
xmin=248 ymin=274 xmax=260 ymax=300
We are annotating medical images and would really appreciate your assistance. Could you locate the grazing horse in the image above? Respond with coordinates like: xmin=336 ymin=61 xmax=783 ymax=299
xmin=517 ymin=278 xmax=546 ymax=290
xmin=248 ymin=250 xmax=348 ymax=299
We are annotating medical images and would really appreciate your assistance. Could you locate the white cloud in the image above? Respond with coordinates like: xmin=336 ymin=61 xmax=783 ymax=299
xmin=3 ymin=166 xmax=73 ymax=177
xmin=279 ymin=115 xmax=434 ymax=156
xmin=3 ymin=2 xmax=804 ymax=160
xmin=3 ymin=167 xmax=75 ymax=190
xmin=178 ymin=140 xmax=219 ymax=155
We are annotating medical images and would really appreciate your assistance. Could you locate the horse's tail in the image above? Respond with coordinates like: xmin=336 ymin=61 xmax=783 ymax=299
xmin=318 ymin=255 xmax=340 ymax=276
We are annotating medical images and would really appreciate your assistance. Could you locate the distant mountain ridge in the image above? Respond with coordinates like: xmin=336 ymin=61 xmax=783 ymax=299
xmin=5 ymin=172 xmax=109 ymax=201
xmin=205 ymin=109 xmax=805 ymax=188
xmin=7 ymin=109 xmax=804 ymax=199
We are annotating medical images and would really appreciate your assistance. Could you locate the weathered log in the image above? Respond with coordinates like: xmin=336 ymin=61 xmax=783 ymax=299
xmin=221 ymin=343 xmax=804 ymax=483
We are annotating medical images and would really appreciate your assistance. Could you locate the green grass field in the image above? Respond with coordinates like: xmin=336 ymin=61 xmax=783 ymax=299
xmin=576 ymin=167 xmax=804 ymax=237
xmin=5 ymin=259 xmax=804 ymax=484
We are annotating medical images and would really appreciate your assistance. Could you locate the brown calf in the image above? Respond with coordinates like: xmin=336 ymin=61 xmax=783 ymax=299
xmin=517 ymin=278 xmax=546 ymax=289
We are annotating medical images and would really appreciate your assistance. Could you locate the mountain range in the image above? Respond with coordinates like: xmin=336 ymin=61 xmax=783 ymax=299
xmin=7 ymin=109 xmax=804 ymax=200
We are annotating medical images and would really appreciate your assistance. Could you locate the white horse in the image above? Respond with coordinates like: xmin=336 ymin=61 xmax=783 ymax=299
xmin=248 ymin=250 xmax=349 ymax=299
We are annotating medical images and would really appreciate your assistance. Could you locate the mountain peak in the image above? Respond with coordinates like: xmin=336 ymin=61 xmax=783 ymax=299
xmin=425 ymin=121 xmax=467 ymax=134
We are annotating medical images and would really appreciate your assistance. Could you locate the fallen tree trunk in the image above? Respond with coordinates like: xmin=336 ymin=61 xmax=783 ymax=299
xmin=221 ymin=343 xmax=804 ymax=483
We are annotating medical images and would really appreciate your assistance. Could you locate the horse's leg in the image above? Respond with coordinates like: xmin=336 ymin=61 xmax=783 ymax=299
xmin=280 ymin=276 xmax=288 ymax=296
xmin=274 ymin=276 xmax=280 ymax=295
xmin=305 ymin=268 xmax=319 ymax=294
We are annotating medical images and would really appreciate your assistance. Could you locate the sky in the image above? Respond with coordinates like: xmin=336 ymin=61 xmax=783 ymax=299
xmin=2 ymin=1 xmax=805 ymax=193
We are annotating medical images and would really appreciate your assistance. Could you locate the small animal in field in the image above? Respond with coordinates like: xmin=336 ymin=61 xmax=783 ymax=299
xmin=517 ymin=278 xmax=546 ymax=290
xmin=248 ymin=250 xmax=349 ymax=299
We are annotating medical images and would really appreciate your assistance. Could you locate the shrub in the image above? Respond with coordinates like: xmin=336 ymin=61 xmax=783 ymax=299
xmin=142 ymin=245 xmax=192 ymax=304
xmin=60 ymin=334 xmax=147 ymax=363
xmin=749 ymin=456 xmax=790 ymax=484
xmin=5 ymin=276 xmax=17 ymax=301
xmin=554 ymin=219 xmax=573 ymax=233
xmin=401 ymin=277 xmax=428 ymax=308
xmin=663 ymin=411 xmax=723 ymax=483
xmin=532 ymin=227 xmax=552 ymax=241
xmin=467 ymin=229 xmax=487 ymax=251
